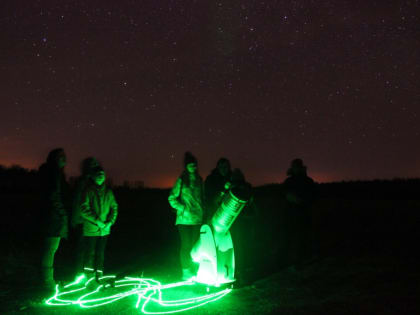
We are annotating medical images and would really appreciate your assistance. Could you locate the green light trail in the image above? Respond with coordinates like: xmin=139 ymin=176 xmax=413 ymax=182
xmin=45 ymin=275 xmax=231 ymax=313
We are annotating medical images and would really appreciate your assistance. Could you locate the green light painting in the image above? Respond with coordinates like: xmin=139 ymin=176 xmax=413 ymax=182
xmin=45 ymin=275 xmax=231 ymax=313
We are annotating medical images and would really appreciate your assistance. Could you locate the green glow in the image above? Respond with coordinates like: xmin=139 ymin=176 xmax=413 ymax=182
xmin=191 ymin=225 xmax=236 ymax=286
xmin=45 ymin=274 xmax=231 ymax=313
xmin=64 ymin=274 xmax=86 ymax=288
xmin=139 ymin=287 xmax=230 ymax=314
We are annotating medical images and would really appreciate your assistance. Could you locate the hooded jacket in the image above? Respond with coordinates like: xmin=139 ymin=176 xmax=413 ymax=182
xmin=80 ymin=182 xmax=118 ymax=236
xmin=168 ymin=175 xmax=204 ymax=225
xmin=283 ymin=174 xmax=317 ymax=209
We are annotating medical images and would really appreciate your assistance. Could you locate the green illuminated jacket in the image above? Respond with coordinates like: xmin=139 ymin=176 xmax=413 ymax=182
xmin=168 ymin=175 xmax=204 ymax=225
xmin=80 ymin=183 xmax=118 ymax=236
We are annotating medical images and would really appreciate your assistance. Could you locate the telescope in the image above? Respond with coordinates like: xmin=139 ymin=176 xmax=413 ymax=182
xmin=191 ymin=183 xmax=252 ymax=286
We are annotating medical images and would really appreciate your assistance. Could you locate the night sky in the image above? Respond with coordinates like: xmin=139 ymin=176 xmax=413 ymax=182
xmin=1 ymin=1 xmax=419 ymax=187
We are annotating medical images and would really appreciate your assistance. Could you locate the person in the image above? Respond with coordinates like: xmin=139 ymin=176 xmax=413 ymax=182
xmin=71 ymin=157 xmax=101 ymax=280
xmin=79 ymin=166 xmax=118 ymax=283
xmin=168 ymin=152 xmax=205 ymax=280
xmin=283 ymin=158 xmax=317 ymax=270
xmin=204 ymin=158 xmax=232 ymax=221
xmin=38 ymin=148 xmax=70 ymax=288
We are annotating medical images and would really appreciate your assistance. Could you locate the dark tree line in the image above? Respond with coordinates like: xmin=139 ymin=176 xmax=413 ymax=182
xmin=0 ymin=165 xmax=39 ymax=193
xmin=257 ymin=178 xmax=420 ymax=201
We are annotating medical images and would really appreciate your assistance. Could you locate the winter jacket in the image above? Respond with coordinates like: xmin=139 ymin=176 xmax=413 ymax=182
xmin=204 ymin=169 xmax=231 ymax=218
xmin=80 ymin=183 xmax=118 ymax=236
xmin=38 ymin=163 xmax=70 ymax=238
xmin=283 ymin=175 xmax=317 ymax=209
xmin=168 ymin=175 xmax=204 ymax=225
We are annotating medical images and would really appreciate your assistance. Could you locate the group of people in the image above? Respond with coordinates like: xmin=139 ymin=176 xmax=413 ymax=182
xmin=38 ymin=148 xmax=118 ymax=288
xmin=38 ymin=147 xmax=316 ymax=288
xmin=168 ymin=152 xmax=318 ymax=280
xmin=168 ymin=152 xmax=247 ymax=280
xmin=38 ymin=148 xmax=248 ymax=286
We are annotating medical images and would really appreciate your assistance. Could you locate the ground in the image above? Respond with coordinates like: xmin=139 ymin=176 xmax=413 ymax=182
xmin=1 ymin=191 xmax=419 ymax=314
xmin=1 ymin=243 xmax=418 ymax=314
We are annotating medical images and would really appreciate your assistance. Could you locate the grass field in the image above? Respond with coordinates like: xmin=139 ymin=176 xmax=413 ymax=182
xmin=1 ymin=185 xmax=419 ymax=314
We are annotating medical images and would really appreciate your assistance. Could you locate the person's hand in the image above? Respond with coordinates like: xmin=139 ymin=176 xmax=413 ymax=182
xmin=104 ymin=222 xmax=112 ymax=230
xmin=97 ymin=221 xmax=106 ymax=229
xmin=224 ymin=181 xmax=231 ymax=190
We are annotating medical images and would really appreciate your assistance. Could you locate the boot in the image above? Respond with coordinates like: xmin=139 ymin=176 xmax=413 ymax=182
xmin=73 ymin=272 xmax=88 ymax=286
xmin=41 ymin=267 xmax=56 ymax=289
xmin=83 ymin=267 xmax=97 ymax=288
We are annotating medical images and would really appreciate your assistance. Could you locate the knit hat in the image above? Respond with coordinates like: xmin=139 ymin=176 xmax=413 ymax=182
xmin=291 ymin=158 xmax=304 ymax=169
xmin=184 ymin=151 xmax=197 ymax=167
xmin=92 ymin=166 xmax=105 ymax=177
xmin=81 ymin=157 xmax=100 ymax=177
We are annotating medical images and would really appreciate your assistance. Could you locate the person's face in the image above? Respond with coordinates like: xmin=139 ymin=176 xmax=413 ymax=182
xmin=94 ymin=172 xmax=106 ymax=185
xmin=291 ymin=165 xmax=305 ymax=176
xmin=186 ymin=162 xmax=197 ymax=174
xmin=218 ymin=162 xmax=230 ymax=177
xmin=57 ymin=152 xmax=66 ymax=169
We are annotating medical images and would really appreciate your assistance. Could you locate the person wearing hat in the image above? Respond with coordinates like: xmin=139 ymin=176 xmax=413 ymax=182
xmin=79 ymin=166 xmax=118 ymax=283
xmin=283 ymin=158 xmax=317 ymax=270
xmin=168 ymin=151 xmax=205 ymax=280
xmin=71 ymin=157 xmax=101 ymax=281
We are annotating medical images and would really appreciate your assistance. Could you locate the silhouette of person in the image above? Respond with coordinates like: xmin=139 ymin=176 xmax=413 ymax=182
xmin=79 ymin=166 xmax=118 ymax=284
xmin=204 ymin=158 xmax=232 ymax=221
xmin=71 ymin=157 xmax=101 ymax=280
xmin=168 ymin=152 xmax=205 ymax=280
xmin=38 ymin=148 xmax=69 ymax=288
xmin=283 ymin=158 xmax=317 ymax=270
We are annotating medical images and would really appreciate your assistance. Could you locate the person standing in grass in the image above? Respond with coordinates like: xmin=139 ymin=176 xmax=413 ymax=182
xmin=168 ymin=152 xmax=205 ymax=280
xmin=80 ymin=166 xmax=118 ymax=283
xmin=71 ymin=157 xmax=101 ymax=281
xmin=283 ymin=158 xmax=317 ymax=270
xmin=39 ymin=148 xmax=70 ymax=288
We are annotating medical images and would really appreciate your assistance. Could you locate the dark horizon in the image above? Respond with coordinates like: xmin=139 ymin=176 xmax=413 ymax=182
xmin=1 ymin=161 xmax=420 ymax=189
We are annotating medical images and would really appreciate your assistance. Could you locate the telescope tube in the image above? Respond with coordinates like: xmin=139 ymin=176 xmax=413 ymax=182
xmin=211 ymin=184 xmax=252 ymax=234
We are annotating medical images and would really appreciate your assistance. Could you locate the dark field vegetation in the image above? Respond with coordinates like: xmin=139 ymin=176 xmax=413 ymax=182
xmin=0 ymin=166 xmax=419 ymax=314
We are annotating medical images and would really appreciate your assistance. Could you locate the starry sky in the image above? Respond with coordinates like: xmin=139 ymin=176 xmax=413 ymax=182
xmin=1 ymin=1 xmax=419 ymax=187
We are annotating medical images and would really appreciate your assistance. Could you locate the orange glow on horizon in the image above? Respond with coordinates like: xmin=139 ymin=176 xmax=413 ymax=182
xmin=149 ymin=175 xmax=178 ymax=189
xmin=309 ymin=172 xmax=337 ymax=183
xmin=0 ymin=158 xmax=41 ymax=170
